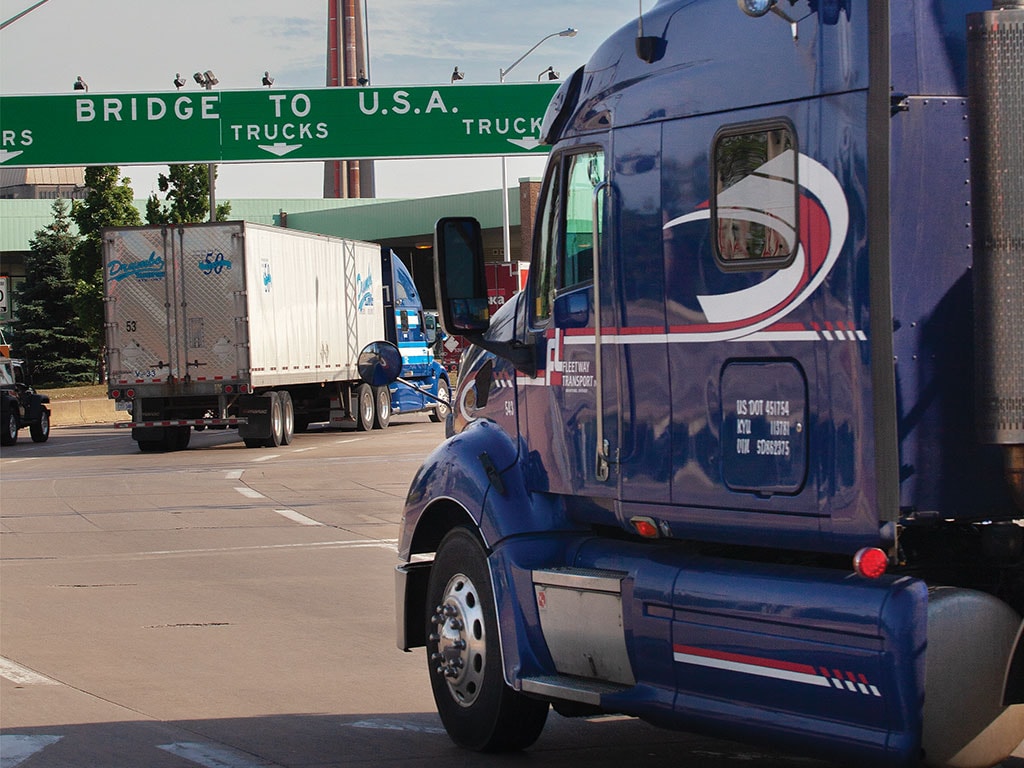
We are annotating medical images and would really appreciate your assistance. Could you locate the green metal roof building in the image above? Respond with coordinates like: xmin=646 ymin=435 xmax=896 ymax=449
xmin=0 ymin=183 xmax=537 ymax=333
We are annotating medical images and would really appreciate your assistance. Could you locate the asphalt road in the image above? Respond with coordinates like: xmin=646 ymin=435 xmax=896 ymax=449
xmin=1 ymin=421 xmax=1021 ymax=768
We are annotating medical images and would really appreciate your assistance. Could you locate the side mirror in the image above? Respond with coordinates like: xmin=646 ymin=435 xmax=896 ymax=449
xmin=423 ymin=313 xmax=438 ymax=344
xmin=434 ymin=216 xmax=490 ymax=336
xmin=357 ymin=341 xmax=403 ymax=386
xmin=554 ymin=290 xmax=590 ymax=329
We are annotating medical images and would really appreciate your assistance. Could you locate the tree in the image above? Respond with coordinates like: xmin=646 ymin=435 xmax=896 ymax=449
xmin=145 ymin=164 xmax=232 ymax=224
xmin=11 ymin=199 xmax=94 ymax=385
xmin=71 ymin=167 xmax=142 ymax=368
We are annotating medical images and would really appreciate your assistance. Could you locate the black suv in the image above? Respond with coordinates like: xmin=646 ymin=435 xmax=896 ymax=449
xmin=0 ymin=357 xmax=51 ymax=445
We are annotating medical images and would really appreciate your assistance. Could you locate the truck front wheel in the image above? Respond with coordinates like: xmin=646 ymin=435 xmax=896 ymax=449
xmin=426 ymin=527 xmax=549 ymax=751
xmin=429 ymin=380 xmax=450 ymax=423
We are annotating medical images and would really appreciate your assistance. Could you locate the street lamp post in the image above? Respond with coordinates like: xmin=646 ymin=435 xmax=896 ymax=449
xmin=193 ymin=71 xmax=219 ymax=221
xmin=0 ymin=0 xmax=50 ymax=31
xmin=498 ymin=28 xmax=577 ymax=263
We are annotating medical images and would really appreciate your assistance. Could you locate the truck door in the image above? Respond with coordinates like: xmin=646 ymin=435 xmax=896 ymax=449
xmin=519 ymin=146 xmax=619 ymax=500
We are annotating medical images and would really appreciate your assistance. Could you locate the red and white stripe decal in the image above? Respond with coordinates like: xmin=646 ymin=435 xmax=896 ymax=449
xmin=673 ymin=644 xmax=881 ymax=697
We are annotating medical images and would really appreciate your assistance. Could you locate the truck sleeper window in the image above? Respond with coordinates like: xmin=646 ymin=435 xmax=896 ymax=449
xmin=712 ymin=123 xmax=797 ymax=268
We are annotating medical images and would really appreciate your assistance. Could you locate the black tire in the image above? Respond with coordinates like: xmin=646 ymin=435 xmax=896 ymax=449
xmin=173 ymin=426 xmax=191 ymax=450
xmin=265 ymin=392 xmax=284 ymax=447
xmin=426 ymin=528 xmax=549 ymax=751
xmin=355 ymin=383 xmax=374 ymax=432
xmin=30 ymin=409 xmax=50 ymax=443
xmin=373 ymin=386 xmax=391 ymax=429
xmin=243 ymin=438 xmax=264 ymax=449
xmin=138 ymin=439 xmax=163 ymax=452
xmin=1 ymin=409 xmax=18 ymax=446
xmin=279 ymin=391 xmax=295 ymax=445
xmin=429 ymin=380 xmax=451 ymax=423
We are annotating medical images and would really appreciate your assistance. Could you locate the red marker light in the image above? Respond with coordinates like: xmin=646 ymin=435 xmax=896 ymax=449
xmin=110 ymin=389 xmax=120 ymax=399
xmin=853 ymin=547 xmax=888 ymax=579
xmin=630 ymin=516 xmax=660 ymax=539
xmin=125 ymin=388 xmax=135 ymax=399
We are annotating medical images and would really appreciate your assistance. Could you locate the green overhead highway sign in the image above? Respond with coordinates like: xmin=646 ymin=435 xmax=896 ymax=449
xmin=0 ymin=83 xmax=559 ymax=167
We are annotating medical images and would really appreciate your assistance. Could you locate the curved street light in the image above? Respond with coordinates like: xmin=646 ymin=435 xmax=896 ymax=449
xmin=0 ymin=0 xmax=50 ymax=31
xmin=500 ymin=28 xmax=577 ymax=83
xmin=498 ymin=27 xmax=577 ymax=262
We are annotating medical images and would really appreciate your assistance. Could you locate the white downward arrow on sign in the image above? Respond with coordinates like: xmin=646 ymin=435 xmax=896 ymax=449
xmin=507 ymin=136 xmax=543 ymax=151
xmin=258 ymin=143 xmax=302 ymax=157
xmin=0 ymin=149 xmax=25 ymax=164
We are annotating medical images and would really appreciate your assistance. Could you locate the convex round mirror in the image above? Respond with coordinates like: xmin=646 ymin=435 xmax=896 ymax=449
xmin=358 ymin=341 xmax=403 ymax=386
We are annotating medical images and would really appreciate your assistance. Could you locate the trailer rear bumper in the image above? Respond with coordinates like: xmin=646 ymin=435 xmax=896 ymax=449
xmin=115 ymin=418 xmax=244 ymax=429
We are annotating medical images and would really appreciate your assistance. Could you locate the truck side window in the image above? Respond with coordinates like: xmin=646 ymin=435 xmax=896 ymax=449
xmin=532 ymin=160 xmax=563 ymax=324
xmin=563 ymin=151 xmax=604 ymax=287
xmin=532 ymin=148 xmax=605 ymax=326
xmin=712 ymin=122 xmax=797 ymax=267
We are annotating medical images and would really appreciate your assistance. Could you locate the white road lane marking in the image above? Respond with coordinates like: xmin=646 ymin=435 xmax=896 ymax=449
xmin=273 ymin=509 xmax=324 ymax=526
xmin=2 ymin=540 xmax=399 ymax=565
xmin=0 ymin=658 xmax=59 ymax=686
xmin=234 ymin=487 xmax=265 ymax=499
xmin=344 ymin=719 xmax=446 ymax=734
xmin=158 ymin=742 xmax=278 ymax=767
xmin=251 ymin=454 xmax=278 ymax=463
xmin=224 ymin=469 xmax=244 ymax=480
xmin=138 ymin=539 xmax=398 ymax=557
xmin=0 ymin=735 xmax=63 ymax=768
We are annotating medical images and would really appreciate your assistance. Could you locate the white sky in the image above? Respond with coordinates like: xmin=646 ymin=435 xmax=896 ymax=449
xmin=0 ymin=0 xmax=636 ymax=199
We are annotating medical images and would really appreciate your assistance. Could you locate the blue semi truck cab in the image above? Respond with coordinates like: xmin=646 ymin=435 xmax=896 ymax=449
xmin=380 ymin=250 xmax=451 ymax=426
xmin=387 ymin=2 xmax=1024 ymax=765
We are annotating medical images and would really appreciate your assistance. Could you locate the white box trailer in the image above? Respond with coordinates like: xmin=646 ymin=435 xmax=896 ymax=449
xmin=102 ymin=221 xmax=447 ymax=451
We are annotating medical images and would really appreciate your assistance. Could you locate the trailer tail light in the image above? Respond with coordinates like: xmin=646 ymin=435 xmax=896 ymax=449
xmin=630 ymin=516 xmax=660 ymax=539
xmin=224 ymin=385 xmax=234 ymax=394
xmin=125 ymin=389 xmax=135 ymax=399
xmin=110 ymin=389 xmax=120 ymax=399
xmin=853 ymin=547 xmax=888 ymax=579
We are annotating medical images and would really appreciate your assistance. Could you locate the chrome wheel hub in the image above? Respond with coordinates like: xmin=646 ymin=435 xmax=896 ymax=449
xmin=429 ymin=572 xmax=486 ymax=706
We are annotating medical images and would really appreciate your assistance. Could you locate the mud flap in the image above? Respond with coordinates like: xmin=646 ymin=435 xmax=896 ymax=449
xmin=237 ymin=395 xmax=271 ymax=441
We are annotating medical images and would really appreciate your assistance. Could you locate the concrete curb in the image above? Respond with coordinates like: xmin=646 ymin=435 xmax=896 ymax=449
xmin=49 ymin=399 xmax=130 ymax=427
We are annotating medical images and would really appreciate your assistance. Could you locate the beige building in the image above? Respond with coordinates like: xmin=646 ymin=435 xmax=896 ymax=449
xmin=0 ymin=166 xmax=88 ymax=200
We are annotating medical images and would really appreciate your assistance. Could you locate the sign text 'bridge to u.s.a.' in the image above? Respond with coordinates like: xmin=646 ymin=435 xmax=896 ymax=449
xmin=0 ymin=82 xmax=559 ymax=167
